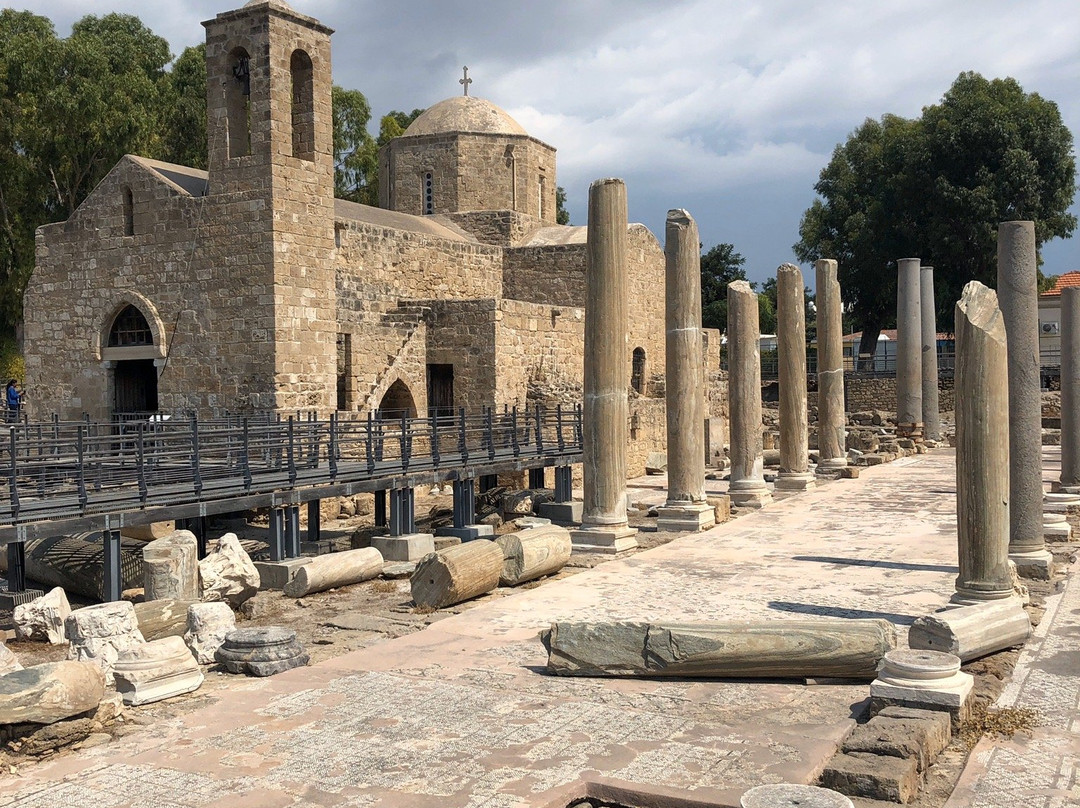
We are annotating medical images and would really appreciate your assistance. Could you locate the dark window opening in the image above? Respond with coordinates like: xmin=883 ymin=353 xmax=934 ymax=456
xmin=336 ymin=333 xmax=352 ymax=410
xmin=227 ymin=47 xmax=252 ymax=159
xmin=114 ymin=359 xmax=158 ymax=414
xmin=631 ymin=347 xmax=646 ymax=394
xmin=108 ymin=305 xmax=154 ymax=348
xmin=290 ymin=49 xmax=315 ymax=161
xmin=122 ymin=187 xmax=134 ymax=236
xmin=427 ymin=364 xmax=454 ymax=418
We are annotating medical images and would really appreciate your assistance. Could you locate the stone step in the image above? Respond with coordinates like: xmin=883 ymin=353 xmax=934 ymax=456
xmin=819 ymin=751 xmax=919 ymax=804
xmin=841 ymin=706 xmax=951 ymax=771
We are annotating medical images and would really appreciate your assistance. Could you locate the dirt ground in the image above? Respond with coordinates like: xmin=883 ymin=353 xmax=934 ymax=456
xmin=1 ymin=483 xmax=1070 ymax=808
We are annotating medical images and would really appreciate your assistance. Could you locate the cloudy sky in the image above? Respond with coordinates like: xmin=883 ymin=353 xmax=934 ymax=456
xmin=15 ymin=0 xmax=1080 ymax=286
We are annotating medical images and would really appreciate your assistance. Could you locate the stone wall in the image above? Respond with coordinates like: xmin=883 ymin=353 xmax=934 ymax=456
xmin=841 ymin=374 xmax=955 ymax=414
xmin=496 ymin=299 xmax=585 ymax=408
xmin=442 ymin=210 xmax=545 ymax=247
xmin=503 ymin=244 xmax=586 ymax=308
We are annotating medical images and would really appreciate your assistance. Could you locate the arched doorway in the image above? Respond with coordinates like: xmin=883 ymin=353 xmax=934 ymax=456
xmin=378 ymin=379 xmax=416 ymax=420
xmin=107 ymin=305 xmax=159 ymax=414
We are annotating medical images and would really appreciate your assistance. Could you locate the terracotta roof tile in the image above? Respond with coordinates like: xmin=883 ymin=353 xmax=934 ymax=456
xmin=1042 ymin=271 xmax=1080 ymax=296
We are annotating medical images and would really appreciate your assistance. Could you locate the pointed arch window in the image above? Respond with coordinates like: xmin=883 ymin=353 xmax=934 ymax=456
xmin=290 ymin=49 xmax=315 ymax=161
xmin=108 ymin=305 xmax=154 ymax=348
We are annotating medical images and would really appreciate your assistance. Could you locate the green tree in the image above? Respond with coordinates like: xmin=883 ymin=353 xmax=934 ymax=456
xmin=700 ymin=242 xmax=748 ymax=333
xmin=332 ymin=86 xmax=376 ymax=203
xmin=555 ymin=186 xmax=570 ymax=225
xmin=157 ymin=44 xmax=207 ymax=169
xmin=795 ymin=71 xmax=1076 ymax=362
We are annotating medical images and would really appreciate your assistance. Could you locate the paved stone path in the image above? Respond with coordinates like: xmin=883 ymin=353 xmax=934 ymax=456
xmin=0 ymin=449 xmax=1072 ymax=807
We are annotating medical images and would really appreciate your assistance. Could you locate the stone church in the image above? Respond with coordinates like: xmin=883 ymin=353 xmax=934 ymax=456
xmin=23 ymin=0 xmax=722 ymax=473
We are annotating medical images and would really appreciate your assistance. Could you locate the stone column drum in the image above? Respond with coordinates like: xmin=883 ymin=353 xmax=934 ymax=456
xmin=657 ymin=209 xmax=715 ymax=531
xmin=895 ymin=258 xmax=923 ymax=440
xmin=1060 ymin=286 xmax=1080 ymax=493
xmin=920 ymin=265 xmax=941 ymax=442
xmin=775 ymin=263 xmax=815 ymax=492
xmin=997 ymin=221 xmax=1053 ymax=579
xmin=952 ymin=282 xmax=1014 ymax=604
xmin=815 ymin=259 xmax=847 ymax=470
xmin=727 ymin=280 xmax=772 ymax=508
xmin=570 ymin=179 xmax=638 ymax=553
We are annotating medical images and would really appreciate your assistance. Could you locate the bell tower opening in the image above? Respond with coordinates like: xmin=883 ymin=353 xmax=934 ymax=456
xmin=226 ymin=46 xmax=251 ymax=159
xmin=290 ymin=49 xmax=315 ymax=161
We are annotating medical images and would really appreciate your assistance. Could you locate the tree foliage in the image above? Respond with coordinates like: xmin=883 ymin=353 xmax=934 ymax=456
xmin=795 ymin=72 xmax=1076 ymax=357
xmin=700 ymin=242 xmax=750 ymax=333
xmin=555 ymin=186 xmax=570 ymax=225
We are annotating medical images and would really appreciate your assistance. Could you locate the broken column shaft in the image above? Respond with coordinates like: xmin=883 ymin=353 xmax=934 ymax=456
xmin=920 ymin=265 xmax=941 ymax=442
xmin=571 ymin=178 xmax=638 ymax=553
xmin=658 ymin=209 xmax=714 ymax=531
xmin=775 ymin=263 xmax=814 ymax=492
xmin=953 ymin=281 xmax=1014 ymax=603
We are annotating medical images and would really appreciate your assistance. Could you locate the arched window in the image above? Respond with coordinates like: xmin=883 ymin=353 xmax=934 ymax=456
xmin=122 ymin=186 xmax=134 ymax=236
xmin=108 ymin=305 xmax=154 ymax=348
xmin=226 ymin=47 xmax=251 ymax=159
xmin=631 ymin=347 xmax=646 ymax=394
xmin=290 ymin=49 xmax=314 ymax=161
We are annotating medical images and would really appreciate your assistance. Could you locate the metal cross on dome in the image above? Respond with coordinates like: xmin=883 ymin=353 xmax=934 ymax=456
xmin=459 ymin=66 xmax=472 ymax=97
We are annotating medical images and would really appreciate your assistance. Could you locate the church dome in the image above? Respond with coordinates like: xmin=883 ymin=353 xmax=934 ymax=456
xmin=404 ymin=96 xmax=528 ymax=138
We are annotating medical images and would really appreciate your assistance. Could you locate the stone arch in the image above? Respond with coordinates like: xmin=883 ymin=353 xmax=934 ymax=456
xmin=631 ymin=347 xmax=646 ymax=395
xmin=378 ymin=379 xmax=417 ymax=420
xmin=226 ymin=45 xmax=252 ymax=158
xmin=97 ymin=292 xmax=166 ymax=361
xmin=290 ymin=49 xmax=315 ymax=161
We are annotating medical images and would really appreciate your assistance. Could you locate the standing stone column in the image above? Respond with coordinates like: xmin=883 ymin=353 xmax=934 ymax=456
xmin=570 ymin=179 xmax=638 ymax=553
xmin=775 ymin=264 xmax=815 ymax=492
xmin=1061 ymin=287 xmax=1080 ymax=493
xmin=920 ymin=265 xmax=941 ymax=442
xmin=815 ymin=259 xmax=847 ymax=470
xmin=895 ymin=258 xmax=923 ymax=441
xmin=728 ymin=280 xmax=772 ymax=508
xmin=953 ymin=281 xmax=1014 ymax=604
xmin=998 ymin=221 xmax=1053 ymax=579
xmin=657 ymin=210 xmax=715 ymax=531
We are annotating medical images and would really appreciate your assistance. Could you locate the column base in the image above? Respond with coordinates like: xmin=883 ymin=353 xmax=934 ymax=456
xmin=895 ymin=422 xmax=924 ymax=441
xmin=1010 ymin=549 xmax=1054 ymax=580
xmin=773 ymin=472 xmax=817 ymax=492
xmin=869 ymin=649 xmax=973 ymax=731
xmin=728 ymin=482 xmax=772 ymax=508
xmin=537 ymin=500 xmax=584 ymax=526
xmin=570 ymin=524 xmax=638 ymax=554
xmin=372 ymin=533 xmax=435 ymax=562
xmin=656 ymin=503 xmax=716 ymax=533
xmin=434 ymin=524 xmax=495 ymax=542
xmin=950 ymin=586 xmax=1015 ymax=606
xmin=254 ymin=558 xmax=312 ymax=591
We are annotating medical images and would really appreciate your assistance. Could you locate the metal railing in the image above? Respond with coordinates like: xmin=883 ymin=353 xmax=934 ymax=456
xmin=0 ymin=405 xmax=583 ymax=532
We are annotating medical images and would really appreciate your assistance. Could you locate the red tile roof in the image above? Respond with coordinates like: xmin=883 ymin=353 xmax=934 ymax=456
xmin=1042 ymin=271 xmax=1080 ymax=296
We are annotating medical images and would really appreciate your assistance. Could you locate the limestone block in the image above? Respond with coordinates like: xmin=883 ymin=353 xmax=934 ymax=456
xmin=133 ymin=598 xmax=198 ymax=641
xmin=708 ymin=495 xmax=732 ymax=523
xmin=254 ymin=558 xmax=312 ymax=590
xmin=13 ymin=586 xmax=71 ymax=644
xmin=645 ymin=452 xmax=667 ymax=474
xmin=215 ymin=627 xmax=309 ymax=677
xmin=65 ymin=601 xmax=146 ymax=675
xmin=184 ymin=602 xmax=236 ymax=664
xmin=112 ymin=636 xmax=204 ymax=706
xmin=19 ymin=716 xmax=95 ymax=754
xmin=908 ymin=600 xmax=1030 ymax=662
xmin=1 ymin=641 xmax=22 ymax=674
xmin=372 ymin=533 xmax=435 ymax=562
xmin=819 ymin=752 xmax=919 ymax=804
xmin=741 ymin=784 xmax=853 ymax=808
xmin=143 ymin=530 xmax=200 ymax=601
xmin=282 ymin=547 xmax=384 ymax=597
xmin=0 ymin=660 xmax=105 ymax=725
xmin=842 ymin=710 xmax=950 ymax=771
xmin=199 ymin=532 xmax=260 ymax=606
xmin=120 ymin=521 xmax=176 ymax=542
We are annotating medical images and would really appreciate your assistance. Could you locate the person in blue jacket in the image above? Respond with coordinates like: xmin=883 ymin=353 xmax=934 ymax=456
xmin=6 ymin=379 xmax=21 ymax=422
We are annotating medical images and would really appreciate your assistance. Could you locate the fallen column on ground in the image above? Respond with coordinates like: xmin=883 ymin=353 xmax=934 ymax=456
xmin=495 ymin=526 xmax=572 ymax=586
xmin=998 ymin=220 xmax=1053 ymax=579
xmin=657 ymin=208 xmax=715 ymax=530
xmin=952 ymin=281 xmax=1015 ymax=605
xmin=282 ymin=547 xmax=383 ymax=597
xmin=0 ymin=534 xmax=142 ymax=600
xmin=411 ymin=540 xmax=505 ymax=609
xmin=908 ymin=600 xmax=1030 ymax=662
xmin=541 ymin=618 xmax=895 ymax=679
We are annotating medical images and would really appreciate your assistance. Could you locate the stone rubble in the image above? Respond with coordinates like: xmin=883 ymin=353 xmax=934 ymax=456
xmin=13 ymin=586 xmax=71 ymax=645
xmin=0 ymin=660 xmax=105 ymax=725
xmin=112 ymin=636 xmax=204 ymax=706
xmin=184 ymin=602 xmax=237 ymax=665
xmin=199 ymin=532 xmax=260 ymax=606
xmin=65 ymin=601 xmax=146 ymax=675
